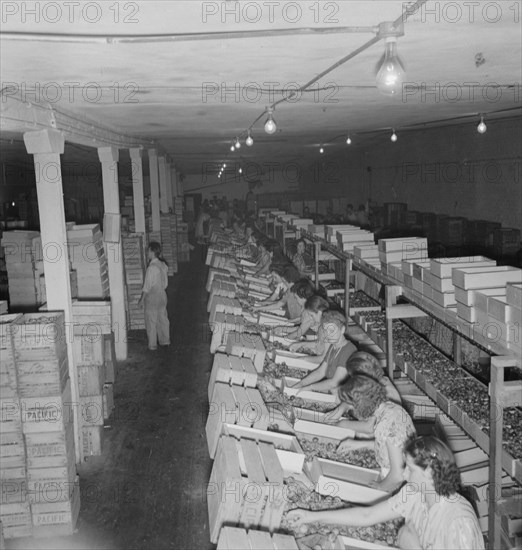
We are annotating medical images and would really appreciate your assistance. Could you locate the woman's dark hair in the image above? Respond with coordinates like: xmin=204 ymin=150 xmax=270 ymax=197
xmin=305 ymin=295 xmax=329 ymax=313
xmin=282 ymin=266 xmax=301 ymax=284
xmin=296 ymin=238 xmax=306 ymax=249
xmin=148 ymin=241 xmax=168 ymax=266
xmin=345 ymin=352 xmax=383 ymax=380
xmin=338 ymin=374 xmax=387 ymax=419
xmin=291 ymin=278 xmax=315 ymax=300
xmin=404 ymin=435 xmax=461 ymax=497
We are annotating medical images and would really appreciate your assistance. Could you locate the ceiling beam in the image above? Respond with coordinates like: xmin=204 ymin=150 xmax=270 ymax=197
xmin=0 ymin=95 xmax=159 ymax=152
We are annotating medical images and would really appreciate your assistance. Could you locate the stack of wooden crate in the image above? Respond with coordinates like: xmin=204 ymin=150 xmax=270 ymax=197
xmin=427 ymin=257 xmax=496 ymax=308
xmin=0 ymin=313 xmax=32 ymax=539
xmin=73 ymin=330 xmax=106 ymax=456
xmin=452 ymin=266 xmax=522 ymax=332
xmin=122 ymin=234 xmax=146 ymax=330
xmin=378 ymin=237 xmax=427 ymax=279
xmin=15 ymin=312 xmax=80 ymax=537
xmin=1 ymin=231 xmax=43 ymax=308
xmin=67 ymin=224 xmax=109 ymax=299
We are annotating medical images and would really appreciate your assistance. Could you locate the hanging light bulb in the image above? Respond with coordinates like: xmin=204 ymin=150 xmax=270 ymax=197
xmin=264 ymin=107 xmax=277 ymax=135
xmin=346 ymin=136 xmax=352 ymax=145
xmin=235 ymin=138 xmax=241 ymax=149
xmin=223 ymin=164 xmax=227 ymax=168
xmin=391 ymin=129 xmax=398 ymax=142
xmin=230 ymin=144 xmax=235 ymax=151
xmin=477 ymin=116 xmax=487 ymax=134
xmin=319 ymin=147 xmax=324 ymax=154
xmin=246 ymin=131 xmax=254 ymax=147
xmin=239 ymin=167 xmax=243 ymax=174
xmin=376 ymin=36 xmax=405 ymax=96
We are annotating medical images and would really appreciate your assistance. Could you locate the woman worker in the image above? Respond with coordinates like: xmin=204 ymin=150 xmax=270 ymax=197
xmin=277 ymin=295 xmax=329 ymax=340
xmin=287 ymin=435 xmax=485 ymax=550
xmin=291 ymin=310 xmax=356 ymax=393
xmin=139 ymin=242 xmax=170 ymax=351
xmin=292 ymin=238 xmax=314 ymax=278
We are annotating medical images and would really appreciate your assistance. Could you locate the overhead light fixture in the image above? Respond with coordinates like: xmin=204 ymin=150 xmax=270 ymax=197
xmin=230 ymin=145 xmax=235 ymax=151
xmin=235 ymin=138 xmax=241 ymax=149
xmin=239 ymin=167 xmax=243 ymax=174
xmin=376 ymin=22 xmax=405 ymax=96
xmin=346 ymin=136 xmax=352 ymax=145
xmin=223 ymin=164 xmax=227 ymax=168
xmin=477 ymin=116 xmax=487 ymax=134
xmin=319 ymin=147 xmax=324 ymax=154
xmin=264 ymin=107 xmax=277 ymax=135
xmin=246 ymin=130 xmax=254 ymax=147
xmin=391 ymin=129 xmax=398 ymax=142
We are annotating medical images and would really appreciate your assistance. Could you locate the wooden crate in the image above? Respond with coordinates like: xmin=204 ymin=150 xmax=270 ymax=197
xmin=217 ymin=526 xmax=299 ymax=549
xmin=104 ymin=333 xmax=116 ymax=384
xmin=16 ymin=355 xmax=69 ymax=398
xmin=21 ymin=379 xmax=72 ymax=434
xmin=306 ymin=458 xmax=386 ymax=504
xmin=25 ymin=419 xmax=74 ymax=470
xmin=78 ymin=363 xmax=105 ymax=397
xmin=80 ymin=394 xmax=104 ymax=427
xmin=206 ymin=383 xmax=269 ymax=459
xmin=207 ymin=436 xmax=285 ymax=544
xmin=0 ymin=502 xmax=32 ymax=539
xmin=208 ymin=354 xmax=258 ymax=402
xmin=452 ymin=266 xmax=522 ymax=290
xmin=210 ymin=313 xmax=246 ymax=354
xmin=31 ymin=475 xmax=80 ymax=537
xmin=225 ymin=332 xmax=266 ymax=372
xmin=507 ymin=283 xmax=522 ymax=309
xmin=82 ymin=425 xmax=104 ymax=456
xmin=12 ymin=312 xmax=66 ymax=360
xmin=72 ymin=334 xmax=105 ymax=366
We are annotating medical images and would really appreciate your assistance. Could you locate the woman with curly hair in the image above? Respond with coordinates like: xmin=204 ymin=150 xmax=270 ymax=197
xmin=335 ymin=374 xmax=415 ymax=492
xmin=323 ymin=352 xmax=401 ymax=424
xmin=292 ymin=238 xmax=314 ymax=277
xmin=286 ymin=435 xmax=484 ymax=550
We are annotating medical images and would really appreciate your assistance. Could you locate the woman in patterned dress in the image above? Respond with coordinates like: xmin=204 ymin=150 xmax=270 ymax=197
xmin=286 ymin=435 xmax=485 ymax=550
xmin=335 ymin=374 xmax=415 ymax=492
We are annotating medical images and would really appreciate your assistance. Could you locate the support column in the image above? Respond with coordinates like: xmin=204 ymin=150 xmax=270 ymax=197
xmin=170 ymin=166 xmax=178 ymax=199
xmin=314 ymin=241 xmax=321 ymax=290
xmin=176 ymin=171 xmax=184 ymax=197
xmin=148 ymin=149 xmax=160 ymax=232
xmin=23 ymin=128 xmax=81 ymax=463
xmin=165 ymin=159 xmax=173 ymax=211
xmin=344 ymin=258 xmax=352 ymax=320
xmin=158 ymin=156 xmax=169 ymax=213
xmin=130 ymin=148 xmax=146 ymax=234
xmin=98 ymin=146 xmax=127 ymax=361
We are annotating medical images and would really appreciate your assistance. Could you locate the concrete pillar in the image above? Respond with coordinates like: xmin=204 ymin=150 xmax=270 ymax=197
xmin=98 ymin=146 xmax=127 ymax=361
xmin=165 ymin=159 xmax=173 ymax=210
xmin=170 ymin=166 xmax=178 ymax=199
xmin=177 ymin=171 xmax=184 ymax=197
xmin=158 ymin=156 xmax=169 ymax=213
xmin=148 ymin=149 xmax=160 ymax=232
xmin=130 ymin=148 xmax=146 ymax=233
xmin=23 ymin=128 xmax=82 ymax=464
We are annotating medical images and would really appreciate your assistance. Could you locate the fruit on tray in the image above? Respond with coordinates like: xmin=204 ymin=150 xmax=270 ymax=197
xmin=297 ymin=438 xmax=379 ymax=469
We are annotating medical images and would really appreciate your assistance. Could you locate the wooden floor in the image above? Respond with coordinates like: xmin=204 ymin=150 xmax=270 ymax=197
xmin=7 ymin=247 xmax=214 ymax=550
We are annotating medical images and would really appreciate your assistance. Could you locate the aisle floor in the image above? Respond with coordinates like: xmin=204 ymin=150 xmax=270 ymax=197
xmin=7 ymin=248 xmax=214 ymax=550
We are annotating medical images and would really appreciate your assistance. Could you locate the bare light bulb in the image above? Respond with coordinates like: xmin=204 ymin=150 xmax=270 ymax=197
xmin=264 ymin=109 xmax=277 ymax=134
xmin=223 ymin=164 xmax=227 ymax=168
xmin=477 ymin=117 xmax=487 ymax=134
xmin=235 ymin=138 xmax=241 ymax=149
xmin=230 ymin=145 xmax=235 ymax=151
xmin=391 ymin=130 xmax=398 ymax=142
xmin=246 ymin=133 xmax=254 ymax=147
xmin=239 ymin=167 xmax=242 ymax=174
xmin=319 ymin=147 xmax=324 ymax=154
xmin=346 ymin=136 xmax=352 ymax=145
xmin=376 ymin=37 xmax=405 ymax=96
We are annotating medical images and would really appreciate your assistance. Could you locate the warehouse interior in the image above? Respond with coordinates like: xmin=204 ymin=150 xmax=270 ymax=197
xmin=1 ymin=1 xmax=522 ymax=549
